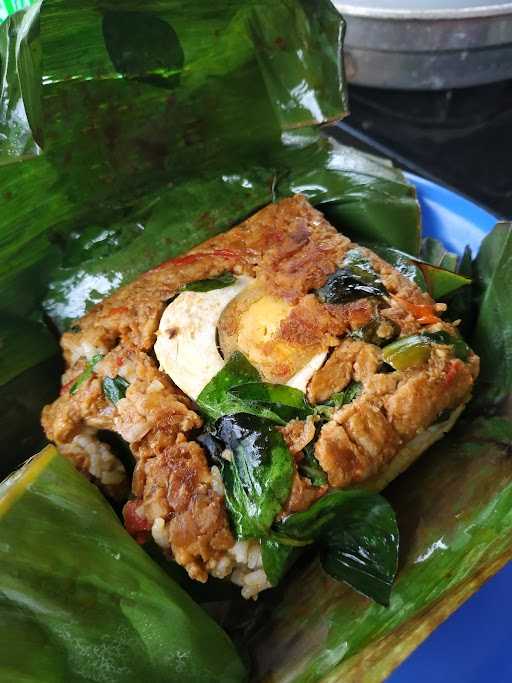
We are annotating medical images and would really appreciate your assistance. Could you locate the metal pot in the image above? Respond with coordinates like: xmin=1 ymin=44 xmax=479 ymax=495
xmin=333 ymin=1 xmax=512 ymax=89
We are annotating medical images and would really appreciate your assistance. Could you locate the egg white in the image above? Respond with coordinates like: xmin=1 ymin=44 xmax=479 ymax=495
xmin=154 ymin=277 xmax=252 ymax=399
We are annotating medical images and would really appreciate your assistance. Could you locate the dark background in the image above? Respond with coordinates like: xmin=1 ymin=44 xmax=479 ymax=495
xmin=330 ymin=80 xmax=512 ymax=218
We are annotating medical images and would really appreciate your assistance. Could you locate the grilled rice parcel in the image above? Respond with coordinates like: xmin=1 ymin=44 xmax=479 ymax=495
xmin=42 ymin=195 xmax=479 ymax=600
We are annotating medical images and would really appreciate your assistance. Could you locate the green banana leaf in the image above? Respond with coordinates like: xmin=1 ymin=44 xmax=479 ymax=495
xmin=248 ymin=413 xmax=512 ymax=682
xmin=0 ymin=0 xmax=33 ymax=25
xmin=1 ymin=0 xmax=512 ymax=681
xmin=0 ymin=445 xmax=247 ymax=682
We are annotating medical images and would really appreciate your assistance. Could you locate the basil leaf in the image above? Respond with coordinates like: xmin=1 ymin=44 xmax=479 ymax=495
xmin=276 ymin=490 xmax=399 ymax=605
xmin=345 ymin=381 xmax=363 ymax=403
xmin=327 ymin=391 xmax=346 ymax=408
xmin=196 ymin=431 xmax=224 ymax=464
xmin=181 ymin=272 xmax=236 ymax=292
xmin=314 ymin=381 xmax=363 ymax=417
xmin=261 ymin=536 xmax=301 ymax=586
xmin=197 ymin=352 xmax=283 ymax=423
xmin=299 ymin=444 xmax=327 ymax=486
xmin=229 ymin=382 xmax=313 ymax=422
xmin=372 ymin=244 xmax=471 ymax=300
xmin=213 ymin=413 xmax=294 ymax=539
xmin=348 ymin=318 xmax=399 ymax=346
xmin=445 ymin=245 xmax=475 ymax=336
xmin=102 ymin=375 xmax=130 ymax=404
xmin=69 ymin=354 xmax=104 ymax=395
xmin=472 ymin=222 xmax=512 ymax=406
xmin=317 ymin=249 xmax=387 ymax=305
xmin=420 ymin=237 xmax=458 ymax=272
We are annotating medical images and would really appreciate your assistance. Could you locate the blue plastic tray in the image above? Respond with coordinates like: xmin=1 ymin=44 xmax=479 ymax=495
xmin=389 ymin=173 xmax=511 ymax=683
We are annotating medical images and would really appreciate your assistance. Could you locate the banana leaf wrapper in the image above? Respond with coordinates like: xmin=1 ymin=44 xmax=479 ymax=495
xmin=0 ymin=445 xmax=247 ymax=682
xmin=0 ymin=0 xmax=418 ymax=471
xmin=0 ymin=1 xmax=511 ymax=681
xmin=246 ymin=413 xmax=512 ymax=682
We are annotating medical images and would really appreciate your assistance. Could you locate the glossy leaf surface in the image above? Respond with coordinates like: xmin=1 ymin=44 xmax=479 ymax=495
xmin=472 ymin=222 xmax=512 ymax=406
xmin=372 ymin=244 xmax=471 ymax=300
xmin=279 ymin=490 xmax=398 ymax=606
xmin=0 ymin=446 xmax=247 ymax=682
xmin=102 ymin=375 xmax=130 ymax=404
xmin=197 ymin=352 xmax=285 ymax=423
xmin=316 ymin=248 xmax=386 ymax=305
xmin=213 ymin=413 xmax=294 ymax=539
xmin=249 ymin=415 xmax=512 ymax=682
xmin=1 ymin=2 xmax=511 ymax=681
xmin=229 ymin=382 xmax=313 ymax=422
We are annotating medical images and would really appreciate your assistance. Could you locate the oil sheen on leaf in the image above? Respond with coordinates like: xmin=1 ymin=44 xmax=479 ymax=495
xmin=271 ymin=490 xmax=399 ymax=606
xmin=213 ymin=413 xmax=294 ymax=539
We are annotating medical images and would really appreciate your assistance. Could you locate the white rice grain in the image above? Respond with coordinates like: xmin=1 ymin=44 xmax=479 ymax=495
xmin=229 ymin=540 xmax=249 ymax=565
xmin=247 ymin=543 xmax=262 ymax=570
xmin=151 ymin=517 xmax=170 ymax=549
xmin=68 ymin=429 xmax=125 ymax=485
xmin=209 ymin=555 xmax=235 ymax=579
xmin=210 ymin=466 xmax=225 ymax=496
xmin=221 ymin=448 xmax=233 ymax=462
xmin=147 ymin=379 xmax=165 ymax=393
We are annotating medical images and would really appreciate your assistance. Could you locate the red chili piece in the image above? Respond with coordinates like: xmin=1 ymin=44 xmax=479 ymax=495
xmin=150 ymin=248 xmax=241 ymax=272
xmin=60 ymin=380 xmax=73 ymax=395
xmin=123 ymin=500 xmax=151 ymax=544
xmin=445 ymin=359 xmax=461 ymax=385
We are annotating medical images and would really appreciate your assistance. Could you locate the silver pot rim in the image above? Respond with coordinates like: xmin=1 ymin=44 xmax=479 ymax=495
xmin=334 ymin=2 xmax=512 ymax=20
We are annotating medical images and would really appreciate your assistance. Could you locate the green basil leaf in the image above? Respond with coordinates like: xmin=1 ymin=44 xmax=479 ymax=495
xmin=348 ymin=318 xmax=399 ymax=346
xmin=197 ymin=352 xmax=283 ymax=423
xmin=341 ymin=381 xmax=363 ymax=405
xmin=420 ymin=237 xmax=458 ymax=272
xmin=261 ymin=536 xmax=301 ymax=587
xmin=102 ymin=375 xmax=130 ymax=404
xmin=298 ymin=444 xmax=327 ymax=486
xmin=276 ymin=490 xmax=399 ymax=605
xmin=314 ymin=381 xmax=363 ymax=417
xmin=327 ymin=391 xmax=346 ymax=408
xmin=316 ymin=249 xmax=387 ymax=305
xmin=69 ymin=354 xmax=104 ymax=395
xmin=229 ymin=382 xmax=313 ymax=422
xmin=472 ymin=222 xmax=512 ymax=405
xmin=181 ymin=272 xmax=236 ymax=293
xmin=213 ymin=413 xmax=294 ymax=539
xmin=372 ymin=244 xmax=471 ymax=300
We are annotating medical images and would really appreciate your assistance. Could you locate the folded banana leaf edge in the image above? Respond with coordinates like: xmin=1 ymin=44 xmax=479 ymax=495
xmin=0 ymin=1 xmax=511 ymax=682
